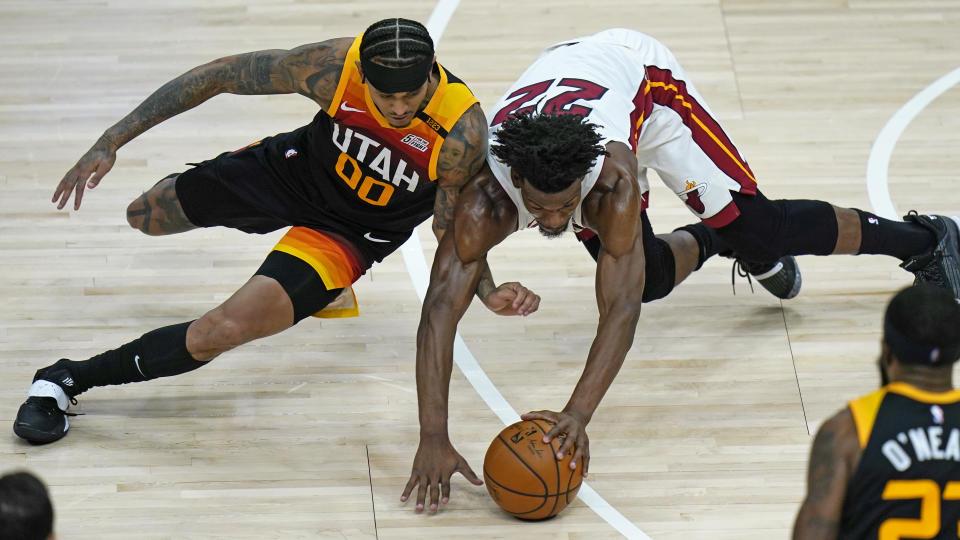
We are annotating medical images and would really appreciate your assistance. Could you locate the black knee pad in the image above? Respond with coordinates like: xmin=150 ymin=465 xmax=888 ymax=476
xmin=256 ymin=251 xmax=345 ymax=323
xmin=642 ymin=235 xmax=676 ymax=303
xmin=716 ymin=191 xmax=838 ymax=263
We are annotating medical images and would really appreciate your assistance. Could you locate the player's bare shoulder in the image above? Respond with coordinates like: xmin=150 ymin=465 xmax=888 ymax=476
xmin=278 ymin=37 xmax=353 ymax=108
xmin=453 ymin=165 xmax=516 ymax=262
xmin=582 ymin=142 xmax=640 ymax=255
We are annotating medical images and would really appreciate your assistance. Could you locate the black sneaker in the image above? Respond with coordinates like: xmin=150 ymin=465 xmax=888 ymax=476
xmin=732 ymin=256 xmax=802 ymax=300
xmin=900 ymin=212 xmax=960 ymax=300
xmin=13 ymin=359 xmax=79 ymax=444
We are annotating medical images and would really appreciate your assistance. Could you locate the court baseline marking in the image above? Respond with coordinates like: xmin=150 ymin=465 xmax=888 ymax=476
xmin=395 ymin=2 xmax=653 ymax=539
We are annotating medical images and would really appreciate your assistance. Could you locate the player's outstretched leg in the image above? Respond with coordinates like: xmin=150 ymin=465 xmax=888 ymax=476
xmin=13 ymin=275 xmax=301 ymax=444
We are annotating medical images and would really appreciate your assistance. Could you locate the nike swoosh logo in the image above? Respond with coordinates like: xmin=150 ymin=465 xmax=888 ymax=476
xmin=340 ymin=102 xmax=366 ymax=113
xmin=134 ymin=354 xmax=146 ymax=378
xmin=364 ymin=232 xmax=391 ymax=243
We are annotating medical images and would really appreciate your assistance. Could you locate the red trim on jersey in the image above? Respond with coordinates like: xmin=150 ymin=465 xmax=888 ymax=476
xmin=575 ymin=228 xmax=597 ymax=242
xmin=701 ymin=200 xmax=741 ymax=228
xmin=643 ymin=66 xmax=757 ymax=194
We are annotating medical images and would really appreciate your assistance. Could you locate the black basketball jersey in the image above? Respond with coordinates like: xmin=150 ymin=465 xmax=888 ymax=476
xmin=222 ymin=34 xmax=477 ymax=264
xmin=840 ymin=382 xmax=960 ymax=539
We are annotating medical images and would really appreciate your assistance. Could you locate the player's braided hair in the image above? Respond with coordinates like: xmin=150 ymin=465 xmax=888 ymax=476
xmin=359 ymin=18 xmax=434 ymax=68
xmin=492 ymin=112 xmax=608 ymax=193
xmin=885 ymin=284 xmax=960 ymax=365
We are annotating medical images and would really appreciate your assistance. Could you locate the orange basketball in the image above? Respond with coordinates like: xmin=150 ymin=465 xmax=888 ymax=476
xmin=483 ymin=419 xmax=583 ymax=520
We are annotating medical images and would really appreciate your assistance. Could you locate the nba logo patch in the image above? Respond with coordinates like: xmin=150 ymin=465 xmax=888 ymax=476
xmin=931 ymin=404 xmax=945 ymax=425
xmin=285 ymin=148 xmax=298 ymax=159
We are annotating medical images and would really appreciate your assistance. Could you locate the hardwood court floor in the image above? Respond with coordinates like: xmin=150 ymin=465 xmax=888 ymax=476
xmin=1 ymin=1 xmax=959 ymax=538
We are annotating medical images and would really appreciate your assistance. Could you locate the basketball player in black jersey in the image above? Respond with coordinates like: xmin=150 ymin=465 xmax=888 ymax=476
xmin=793 ymin=285 xmax=960 ymax=539
xmin=13 ymin=18 xmax=543 ymax=445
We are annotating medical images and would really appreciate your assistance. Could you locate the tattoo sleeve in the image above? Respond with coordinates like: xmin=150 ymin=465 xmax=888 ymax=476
xmin=435 ymin=103 xmax=488 ymax=192
xmin=99 ymin=39 xmax=350 ymax=151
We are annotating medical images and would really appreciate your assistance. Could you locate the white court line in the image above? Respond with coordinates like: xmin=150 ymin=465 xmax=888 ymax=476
xmin=866 ymin=66 xmax=960 ymax=219
xmin=402 ymin=4 xmax=652 ymax=538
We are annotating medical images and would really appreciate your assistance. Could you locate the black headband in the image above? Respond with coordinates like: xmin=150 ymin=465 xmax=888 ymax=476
xmin=361 ymin=56 xmax=433 ymax=94
xmin=884 ymin=317 xmax=958 ymax=365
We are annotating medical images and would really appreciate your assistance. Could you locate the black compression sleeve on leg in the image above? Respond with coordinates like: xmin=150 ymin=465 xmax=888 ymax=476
xmin=717 ymin=192 xmax=839 ymax=261
xmin=137 ymin=321 xmax=205 ymax=378
xmin=854 ymin=208 xmax=936 ymax=260
xmin=68 ymin=320 xmax=202 ymax=394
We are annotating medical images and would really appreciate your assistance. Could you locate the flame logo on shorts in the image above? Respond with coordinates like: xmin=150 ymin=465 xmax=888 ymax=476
xmin=680 ymin=179 xmax=708 ymax=214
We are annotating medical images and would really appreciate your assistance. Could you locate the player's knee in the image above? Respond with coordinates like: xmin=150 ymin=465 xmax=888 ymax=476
xmin=190 ymin=309 xmax=250 ymax=354
xmin=125 ymin=199 xmax=152 ymax=234
xmin=716 ymin=194 xmax=838 ymax=261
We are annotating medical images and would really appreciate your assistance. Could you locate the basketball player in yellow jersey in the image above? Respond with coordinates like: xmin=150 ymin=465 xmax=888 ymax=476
xmin=793 ymin=285 xmax=960 ymax=539
xmin=14 ymin=18 xmax=540 ymax=445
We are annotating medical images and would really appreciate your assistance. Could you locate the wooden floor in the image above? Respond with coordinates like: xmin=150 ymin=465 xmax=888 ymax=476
xmin=2 ymin=1 xmax=959 ymax=538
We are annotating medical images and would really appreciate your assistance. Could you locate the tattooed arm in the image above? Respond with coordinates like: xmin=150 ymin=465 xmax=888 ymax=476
xmin=54 ymin=38 xmax=353 ymax=210
xmin=432 ymin=103 xmax=538 ymax=316
xmin=793 ymin=408 xmax=861 ymax=540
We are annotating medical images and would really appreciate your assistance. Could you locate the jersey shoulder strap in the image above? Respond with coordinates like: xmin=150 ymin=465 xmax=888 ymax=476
xmin=848 ymin=387 xmax=889 ymax=449
xmin=326 ymin=35 xmax=363 ymax=117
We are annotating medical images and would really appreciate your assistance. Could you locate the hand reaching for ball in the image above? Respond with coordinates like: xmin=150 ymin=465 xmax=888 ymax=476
xmin=521 ymin=409 xmax=590 ymax=477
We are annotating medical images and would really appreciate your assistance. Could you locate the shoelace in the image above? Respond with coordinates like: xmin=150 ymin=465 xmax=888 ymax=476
xmin=66 ymin=397 xmax=79 ymax=416
xmin=731 ymin=260 xmax=756 ymax=296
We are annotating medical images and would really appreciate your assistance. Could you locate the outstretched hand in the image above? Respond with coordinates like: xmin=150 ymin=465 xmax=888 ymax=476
xmin=53 ymin=138 xmax=117 ymax=210
xmin=521 ymin=410 xmax=590 ymax=477
xmin=480 ymin=282 xmax=540 ymax=316
xmin=401 ymin=434 xmax=483 ymax=513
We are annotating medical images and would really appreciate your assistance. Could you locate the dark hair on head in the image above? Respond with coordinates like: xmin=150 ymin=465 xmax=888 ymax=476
xmin=491 ymin=112 xmax=608 ymax=193
xmin=885 ymin=284 xmax=960 ymax=366
xmin=359 ymin=18 xmax=434 ymax=68
xmin=0 ymin=470 xmax=54 ymax=540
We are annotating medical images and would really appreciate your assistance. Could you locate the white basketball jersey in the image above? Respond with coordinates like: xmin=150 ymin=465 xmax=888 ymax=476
xmin=487 ymin=28 xmax=756 ymax=231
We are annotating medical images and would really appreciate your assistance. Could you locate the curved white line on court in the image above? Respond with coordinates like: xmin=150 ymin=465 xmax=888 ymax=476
xmin=866 ymin=66 xmax=960 ymax=219
xmin=396 ymin=3 xmax=651 ymax=538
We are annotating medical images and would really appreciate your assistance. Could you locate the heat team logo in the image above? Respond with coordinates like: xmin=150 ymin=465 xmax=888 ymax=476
xmin=680 ymin=180 xmax=708 ymax=214
xmin=401 ymin=134 xmax=429 ymax=152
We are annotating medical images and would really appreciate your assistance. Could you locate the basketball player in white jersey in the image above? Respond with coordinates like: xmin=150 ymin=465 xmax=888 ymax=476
xmin=402 ymin=29 xmax=960 ymax=512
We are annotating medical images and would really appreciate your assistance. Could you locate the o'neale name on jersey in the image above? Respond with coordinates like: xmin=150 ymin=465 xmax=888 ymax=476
xmin=331 ymin=123 xmax=421 ymax=192
xmin=881 ymin=425 xmax=960 ymax=471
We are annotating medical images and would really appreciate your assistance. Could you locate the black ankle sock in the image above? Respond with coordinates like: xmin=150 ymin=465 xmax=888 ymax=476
xmin=855 ymin=209 xmax=936 ymax=261
xmin=68 ymin=321 xmax=205 ymax=394
xmin=673 ymin=223 xmax=728 ymax=270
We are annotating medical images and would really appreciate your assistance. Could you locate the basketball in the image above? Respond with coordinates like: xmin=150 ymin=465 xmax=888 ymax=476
xmin=483 ymin=419 xmax=583 ymax=520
